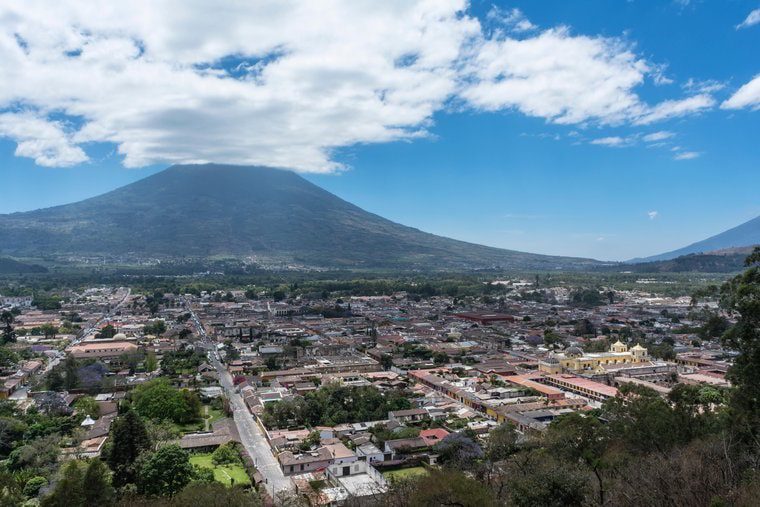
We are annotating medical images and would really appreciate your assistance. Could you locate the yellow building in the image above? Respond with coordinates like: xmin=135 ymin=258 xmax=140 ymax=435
xmin=539 ymin=341 xmax=648 ymax=374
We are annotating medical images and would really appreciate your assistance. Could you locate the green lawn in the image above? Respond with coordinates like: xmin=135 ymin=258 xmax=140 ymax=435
xmin=382 ymin=466 xmax=428 ymax=481
xmin=190 ymin=453 xmax=251 ymax=487
xmin=205 ymin=407 xmax=226 ymax=426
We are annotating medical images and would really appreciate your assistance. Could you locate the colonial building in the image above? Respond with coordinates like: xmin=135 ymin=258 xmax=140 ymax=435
xmin=539 ymin=341 xmax=649 ymax=374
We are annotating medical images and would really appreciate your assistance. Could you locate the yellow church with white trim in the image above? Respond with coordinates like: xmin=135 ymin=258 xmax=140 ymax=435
xmin=539 ymin=340 xmax=649 ymax=374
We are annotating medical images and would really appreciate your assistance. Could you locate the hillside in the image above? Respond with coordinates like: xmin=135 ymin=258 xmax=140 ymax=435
xmin=0 ymin=257 xmax=47 ymax=274
xmin=633 ymin=215 xmax=760 ymax=262
xmin=0 ymin=164 xmax=601 ymax=271
xmin=613 ymin=247 xmax=756 ymax=273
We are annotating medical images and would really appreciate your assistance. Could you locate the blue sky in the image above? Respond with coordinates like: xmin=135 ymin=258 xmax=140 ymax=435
xmin=1 ymin=0 xmax=759 ymax=261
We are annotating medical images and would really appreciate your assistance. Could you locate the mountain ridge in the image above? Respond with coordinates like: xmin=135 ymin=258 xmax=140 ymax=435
xmin=631 ymin=215 xmax=760 ymax=263
xmin=0 ymin=164 xmax=602 ymax=271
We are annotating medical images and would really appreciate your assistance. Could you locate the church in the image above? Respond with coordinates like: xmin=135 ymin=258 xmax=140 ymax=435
xmin=539 ymin=340 xmax=649 ymax=374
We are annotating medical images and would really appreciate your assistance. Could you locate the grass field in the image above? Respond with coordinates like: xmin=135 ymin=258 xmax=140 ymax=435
xmin=382 ymin=466 xmax=428 ymax=481
xmin=190 ymin=453 xmax=251 ymax=487
xmin=205 ymin=407 xmax=226 ymax=426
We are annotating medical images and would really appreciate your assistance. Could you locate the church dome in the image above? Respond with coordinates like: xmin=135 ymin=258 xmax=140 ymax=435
xmin=565 ymin=346 xmax=584 ymax=357
xmin=113 ymin=332 xmax=127 ymax=340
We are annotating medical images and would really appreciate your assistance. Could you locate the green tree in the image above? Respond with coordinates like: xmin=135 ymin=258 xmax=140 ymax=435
xmin=105 ymin=409 xmax=152 ymax=487
xmin=145 ymin=351 xmax=158 ymax=372
xmin=63 ymin=354 xmax=79 ymax=390
xmin=505 ymin=451 xmax=588 ymax=507
xmin=47 ymin=368 xmax=64 ymax=391
xmin=386 ymin=469 xmax=495 ymax=507
xmin=211 ymin=443 xmax=241 ymax=466
xmin=132 ymin=379 xmax=201 ymax=424
xmin=0 ymin=416 xmax=27 ymax=457
xmin=23 ymin=476 xmax=47 ymax=498
xmin=82 ymin=459 xmax=115 ymax=506
xmin=171 ymin=482 xmax=261 ymax=507
xmin=41 ymin=460 xmax=85 ymax=507
xmin=137 ymin=444 xmax=194 ymax=497
xmin=74 ymin=395 xmax=101 ymax=419
xmin=39 ymin=323 xmax=59 ymax=339
xmin=546 ymin=413 xmax=610 ymax=506
xmin=41 ymin=459 xmax=113 ymax=507
xmin=97 ymin=324 xmax=117 ymax=339
xmin=143 ymin=320 xmax=167 ymax=336
xmin=192 ymin=465 xmax=215 ymax=483
xmin=485 ymin=422 xmax=518 ymax=462
xmin=719 ymin=247 xmax=760 ymax=441
xmin=0 ymin=312 xmax=15 ymax=344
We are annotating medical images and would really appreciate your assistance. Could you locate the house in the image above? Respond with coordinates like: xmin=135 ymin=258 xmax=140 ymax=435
xmin=355 ymin=441 xmax=384 ymax=464
xmin=419 ymin=428 xmax=449 ymax=447
xmin=279 ymin=440 xmax=357 ymax=476
xmin=67 ymin=340 xmax=139 ymax=361
xmin=279 ymin=447 xmax=333 ymax=475
xmin=383 ymin=437 xmax=428 ymax=460
xmin=325 ymin=460 xmax=388 ymax=498
xmin=388 ymin=408 xmax=428 ymax=424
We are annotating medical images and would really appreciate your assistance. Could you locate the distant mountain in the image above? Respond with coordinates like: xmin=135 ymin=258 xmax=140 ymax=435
xmin=0 ymin=164 xmax=601 ymax=271
xmin=616 ymin=246 xmax=756 ymax=273
xmin=0 ymin=257 xmax=47 ymax=274
xmin=632 ymin=215 xmax=760 ymax=263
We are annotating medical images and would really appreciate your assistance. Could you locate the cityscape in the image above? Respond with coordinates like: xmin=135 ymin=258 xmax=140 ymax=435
xmin=2 ymin=1 xmax=760 ymax=506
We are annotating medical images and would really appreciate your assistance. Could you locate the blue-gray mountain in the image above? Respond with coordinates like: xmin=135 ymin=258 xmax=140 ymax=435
xmin=0 ymin=164 xmax=600 ymax=271
xmin=632 ymin=215 xmax=760 ymax=263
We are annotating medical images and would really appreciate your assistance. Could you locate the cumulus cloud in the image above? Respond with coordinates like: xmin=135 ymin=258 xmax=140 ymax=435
xmin=0 ymin=112 xmax=87 ymax=167
xmin=461 ymin=28 xmax=650 ymax=125
xmin=722 ymin=74 xmax=760 ymax=110
xmin=737 ymin=9 xmax=760 ymax=29
xmin=0 ymin=0 xmax=480 ymax=172
xmin=0 ymin=1 xmax=722 ymax=170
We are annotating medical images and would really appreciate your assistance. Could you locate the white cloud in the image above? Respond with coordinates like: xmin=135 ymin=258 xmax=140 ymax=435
xmin=486 ymin=7 xmax=537 ymax=33
xmin=683 ymin=78 xmax=725 ymax=94
xmin=461 ymin=28 xmax=650 ymax=125
xmin=0 ymin=0 xmax=480 ymax=172
xmin=647 ymin=211 xmax=658 ymax=220
xmin=0 ymin=112 xmax=88 ymax=167
xmin=590 ymin=136 xmax=630 ymax=147
xmin=673 ymin=151 xmax=700 ymax=160
xmin=737 ymin=9 xmax=760 ymax=29
xmin=634 ymin=94 xmax=715 ymax=124
xmin=0 ymin=1 xmax=723 ymax=170
xmin=642 ymin=131 xmax=675 ymax=142
xmin=721 ymin=74 xmax=760 ymax=110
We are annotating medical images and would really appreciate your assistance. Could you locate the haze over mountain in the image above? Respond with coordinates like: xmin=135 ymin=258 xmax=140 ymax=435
xmin=632 ymin=215 xmax=760 ymax=263
xmin=0 ymin=164 xmax=601 ymax=271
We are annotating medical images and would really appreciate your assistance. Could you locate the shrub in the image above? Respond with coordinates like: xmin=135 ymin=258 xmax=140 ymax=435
xmin=211 ymin=443 xmax=240 ymax=466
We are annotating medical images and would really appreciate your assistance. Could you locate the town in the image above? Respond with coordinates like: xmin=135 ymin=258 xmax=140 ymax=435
xmin=0 ymin=271 xmax=741 ymax=506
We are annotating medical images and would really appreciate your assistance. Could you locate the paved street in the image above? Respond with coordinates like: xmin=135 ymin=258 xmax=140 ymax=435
xmin=76 ymin=287 xmax=131 ymax=344
xmin=184 ymin=300 xmax=293 ymax=498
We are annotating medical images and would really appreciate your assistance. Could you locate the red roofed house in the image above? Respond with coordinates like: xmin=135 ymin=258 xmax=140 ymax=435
xmin=419 ymin=428 xmax=450 ymax=447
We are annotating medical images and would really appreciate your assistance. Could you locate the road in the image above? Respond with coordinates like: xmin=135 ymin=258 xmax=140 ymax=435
xmin=183 ymin=299 xmax=293 ymax=498
xmin=76 ymin=287 xmax=132 ymax=344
